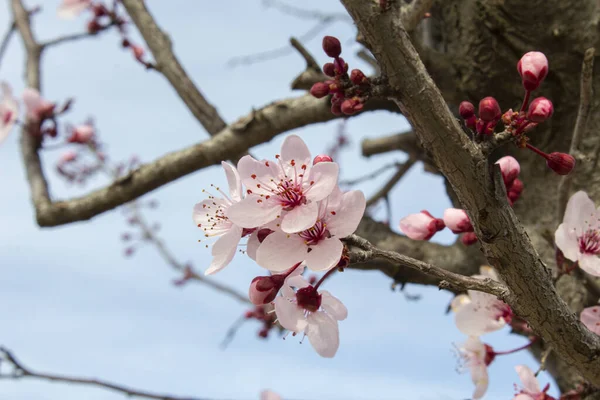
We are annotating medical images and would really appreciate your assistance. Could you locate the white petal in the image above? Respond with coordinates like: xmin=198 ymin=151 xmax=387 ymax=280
xmin=579 ymin=253 xmax=600 ymax=277
xmin=471 ymin=364 xmax=489 ymax=399
xmin=306 ymin=312 xmax=340 ymax=358
xmin=280 ymin=134 xmax=312 ymax=177
xmin=286 ymin=275 xmax=310 ymax=289
xmin=581 ymin=306 xmax=600 ymax=335
xmin=237 ymin=155 xmax=278 ymax=196
xmin=555 ymin=223 xmax=579 ymax=262
xmin=246 ymin=231 xmax=260 ymax=261
xmin=514 ymin=395 xmax=535 ymax=400
xmin=454 ymin=301 xmax=504 ymax=336
xmin=57 ymin=0 xmax=90 ymax=19
xmin=515 ymin=365 xmax=541 ymax=394
xmin=304 ymin=238 xmax=344 ymax=272
xmin=274 ymin=296 xmax=307 ymax=332
xmin=563 ymin=191 xmax=597 ymax=231
xmin=221 ymin=161 xmax=242 ymax=202
xmin=192 ymin=198 xmax=232 ymax=235
xmin=280 ymin=201 xmax=319 ymax=233
xmin=320 ymin=290 xmax=348 ymax=320
xmin=226 ymin=195 xmax=281 ymax=229
xmin=256 ymin=231 xmax=307 ymax=272
xmin=304 ymin=162 xmax=339 ymax=202
xmin=326 ymin=190 xmax=366 ymax=237
xmin=205 ymin=225 xmax=243 ymax=275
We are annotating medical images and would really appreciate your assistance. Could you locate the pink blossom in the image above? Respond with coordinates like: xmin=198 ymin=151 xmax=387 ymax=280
xmin=555 ymin=191 xmax=600 ymax=276
xmin=513 ymin=365 xmax=554 ymax=400
xmin=227 ymin=135 xmax=339 ymax=233
xmin=581 ymin=306 xmax=600 ymax=335
xmin=517 ymin=52 xmax=549 ymax=91
xmin=458 ymin=337 xmax=493 ymax=399
xmin=0 ymin=82 xmax=19 ymax=144
xmin=496 ymin=156 xmax=520 ymax=186
xmin=57 ymin=0 xmax=92 ymax=19
xmin=192 ymin=161 xmax=245 ymax=275
xmin=256 ymin=188 xmax=365 ymax=272
xmin=260 ymin=390 xmax=282 ymax=400
xmin=399 ymin=210 xmax=444 ymax=240
xmin=22 ymin=88 xmax=55 ymax=121
xmin=451 ymin=266 xmax=512 ymax=336
xmin=249 ymin=274 xmax=285 ymax=305
xmin=443 ymin=208 xmax=473 ymax=234
xmin=273 ymin=267 xmax=347 ymax=358
xmin=527 ymin=97 xmax=554 ymax=123
xmin=67 ymin=123 xmax=95 ymax=144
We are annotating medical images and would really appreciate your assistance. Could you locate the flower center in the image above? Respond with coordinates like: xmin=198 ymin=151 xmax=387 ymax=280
xmin=296 ymin=286 xmax=321 ymax=312
xmin=277 ymin=180 xmax=307 ymax=210
xmin=578 ymin=229 xmax=600 ymax=255
xmin=298 ymin=220 xmax=330 ymax=245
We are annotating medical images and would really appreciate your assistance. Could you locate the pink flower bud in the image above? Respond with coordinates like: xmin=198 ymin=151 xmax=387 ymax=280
xmin=399 ymin=211 xmax=445 ymax=241
xmin=87 ymin=20 xmax=102 ymax=34
xmin=333 ymin=57 xmax=347 ymax=75
xmin=132 ymin=45 xmax=145 ymax=61
xmin=258 ymin=328 xmax=269 ymax=338
xmin=322 ymin=36 xmax=342 ymax=58
xmin=461 ymin=232 xmax=478 ymax=246
xmin=310 ymin=82 xmax=330 ymax=99
xmin=67 ymin=124 xmax=94 ymax=144
xmin=443 ymin=208 xmax=473 ymax=234
xmin=249 ymin=275 xmax=285 ymax=305
xmin=517 ymin=51 xmax=548 ymax=91
xmin=295 ymin=285 xmax=321 ymax=312
xmin=350 ymin=69 xmax=368 ymax=85
xmin=478 ymin=97 xmax=501 ymax=122
xmin=495 ymin=156 xmax=520 ymax=186
xmin=546 ymin=152 xmax=575 ymax=175
xmin=341 ymin=98 xmax=363 ymax=115
xmin=313 ymin=154 xmax=333 ymax=164
xmin=323 ymin=62 xmax=335 ymax=77
xmin=459 ymin=101 xmax=475 ymax=119
xmin=92 ymin=4 xmax=107 ymax=17
xmin=509 ymin=178 xmax=524 ymax=196
xmin=59 ymin=150 xmax=78 ymax=164
xmin=527 ymin=97 xmax=553 ymax=123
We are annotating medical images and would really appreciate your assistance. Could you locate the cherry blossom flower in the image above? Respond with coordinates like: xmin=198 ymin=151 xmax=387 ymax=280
xmin=399 ymin=210 xmax=444 ymax=240
xmin=457 ymin=336 xmax=494 ymax=399
xmin=443 ymin=208 xmax=473 ymax=234
xmin=273 ymin=266 xmax=347 ymax=358
xmin=260 ymin=390 xmax=282 ymax=400
xmin=513 ymin=365 xmax=554 ymax=400
xmin=67 ymin=123 xmax=95 ymax=144
xmin=192 ymin=161 xmax=246 ymax=275
xmin=581 ymin=305 xmax=600 ymax=335
xmin=22 ymin=88 xmax=55 ymax=121
xmin=256 ymin=188 xmax=365 ymax=272
xmin=227 ymin=135 xmax=339 ymax=233
xmin=0 ymin=82 xmax=19 ymax=144
xmin=451 ymin=266 xmax=512 ymax=336
xmin=57 ymin=0 xmax=92 ymax=19
xmin=555 ymin=191 xmax=600 ymax=276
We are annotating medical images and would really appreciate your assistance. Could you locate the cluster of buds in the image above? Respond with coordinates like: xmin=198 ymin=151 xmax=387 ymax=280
xmin=310 ymin=36 xmax=370 ymax=115
xmin=244 ymin=304 xmax=278 ymax=339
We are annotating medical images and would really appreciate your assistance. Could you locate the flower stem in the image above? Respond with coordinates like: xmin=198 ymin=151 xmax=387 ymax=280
xmin=525 ymin=143 xmax=549 ymax=160
xmin=494 ymin=337 xmax=538 ymax=356
xmin=314 ymin=267 xmax=338 ymax=290
xmin=520 ymin=90 xmax=531 ymax=112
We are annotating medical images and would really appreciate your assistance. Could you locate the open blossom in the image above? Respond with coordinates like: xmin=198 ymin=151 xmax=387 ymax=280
xmin=57 ymin=0 xmax=92 ymax=19
xmin=67 ymin=123 xmax=95 ymax=144
xmin=399 ymin=210 xmax=444 ymax=240
xmin=192 ymin=161 xmax=246 ymax=275
xmin=227 ymin=135 xmax=339 ymax=233
xmin=443 ymin=208 xmax=473 ymax=234
xmin=513 ymin=365 xmax=554 ymax=400
xmin=0 ymin=82 xmax=19 ymax=144
xmin=581 ymin=306 xmax=600 ymax=335
xmin=451 ymin=266 xmax=512 ymax=336
xmin=458 ymin=337 xmax=494 ymax=400
xmin=274 ymin=266 xmax=347 ymax=358
xmin=256 ymin=188 xmax=365 ymax=272
xmin=22 ymin=88 xmax=55 ymax=121
xmin=555 ymin=191 xmax=600 ymax=276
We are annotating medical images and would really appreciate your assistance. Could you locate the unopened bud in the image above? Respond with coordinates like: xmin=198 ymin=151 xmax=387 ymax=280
xmin=323 ymin=62 xmax=335 ymax=77
xmin=310 ymin=82 xmax=330 ymax=98
xmin=495 ymin=156 xmax=520 ymax=186
xmin=258 ymin=328 xmax=269 ymax=338
xmin=333 ymin=57 xmax=347 ymax=75
xmin=313 ymin=154 xmax=333 ymax=164
xmin=350 ymin=69 xmax=368 ymax=85
xmin=92 ymin=4 xmax=108 ymax=17
xmin=479 ymin=97 xmax=501 ymax=122
xmin=121 ymin=38 xmax=131 ymax=48
xmin=461 ymin=232 xmax=478 ymax=246
xmin=132 ymin=45 xmax=145 ymax=61
xmin=443 ymin=208 xmax=473 ymax=234
xmin=517 ymin=51 xmax=548 ymax=91
xmin=87 ymin=20 xmax=102 ymax=34
xmin=459 ymin=101 xmax=475 ymax=119
xmin=322 ymin=36 xmax=342 ymax=58
xmin=340 ymin=98 xmax=363 ymax=115
xmin=330 ymin=102 xmax=343 ymax=116
xmin=527 ymin=97 xmax=553 ymax=123
xmin=509 ymin=178 xmax=524 ymax=196
xmin=249 ymin=275 xmax=285 ymax=305
xmin=547 ymin=152 xmax=575 ymax=175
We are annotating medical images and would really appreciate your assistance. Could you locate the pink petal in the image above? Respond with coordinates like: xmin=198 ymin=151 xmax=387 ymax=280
xmin=581 ymin=306 xmax=600 ymax=335
xmin=57 ymin=0 xmax=91 ymax=19
xmin=260 ymin=390 xmax=282 ymax=400
xmin=399 ymin=212 xmax=433 ymax=240
xmin=221 ymin=161 xmax=242 ymax=202
xmin=237 ymin=155 xmax=278 ymax=196
xmin=280 ymin=201 xmax=318 ymax=233
xmin=280 ymin=134 xmax=312 ymax=177
xmin=205 ymin=225 xmax=243 ymax=275
xmin=443 ymin=208 xmax=472 ymax=233
xmin=192 ymin=198 xmax=232 ymax=235
xmin=495 ymin=156 xmax=520 ymax=184
xmin=274 ymin=296 xmax=307 ymax=332
xmin=554 ymin=223 xmax=579 ymax=262
xmin=563 ymin=191 xmax=597 ymax=231
xmin=326 ymin=190 xmax=366 ymax=238
xmin=306 ymin=311 xmax=340 ymax=358
xmin=515 ymin=365 xmax=540 ymax=394
xmin=320 ymin=290 xmax=347 ymax=320
xmin=454 ymin=300 xmax=504 ymax=336
xmin=22 ymin=88 xmax=43 ymax=116
xmin=286 ymin=275 xmax=310 ymax=289
xmin=579 ymin=253 xmax=600 ymax=277
xmin=256 ymin=231 xmax=307 ymax=272
xmin=304 ymin=238 xmax=344 ymax=272
xmin=471 ymin=364 xmax=489 ymax=400
xmin=305 ymin=162 xmax=339 ymax=202
xmin=226 ymin=195 xmax=282 ymax=229
xmin=246 ymin=231 xmax=260 ymax=261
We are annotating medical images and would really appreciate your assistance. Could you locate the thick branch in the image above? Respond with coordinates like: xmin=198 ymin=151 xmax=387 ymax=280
xmin=361 ymin=130 xmax=419 ymax=157
xmin=120 ymin=0 xmax=226 ymax=136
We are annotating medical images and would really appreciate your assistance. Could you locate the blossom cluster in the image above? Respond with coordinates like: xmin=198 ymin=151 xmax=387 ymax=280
xmin=192 ymin=135 xmax=366 ymax=357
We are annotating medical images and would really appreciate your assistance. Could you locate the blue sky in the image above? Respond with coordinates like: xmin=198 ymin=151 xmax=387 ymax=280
xmin=0 ymin=1 xmax=552 ymax=399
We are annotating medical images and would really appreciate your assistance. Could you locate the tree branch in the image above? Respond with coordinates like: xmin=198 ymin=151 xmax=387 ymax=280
xmin=400 ymin=0 xmax=433 ymax=32
xmin=361 ymin=130 xmax=419 ymax=157
xmin=0 ymin=20 xmax=16 ymax=68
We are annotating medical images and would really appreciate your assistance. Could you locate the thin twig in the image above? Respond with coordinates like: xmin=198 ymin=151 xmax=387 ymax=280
xmin=366 ymin=158 xmax=416 ymax=207
xmin=262 ymin=0 xmax=352 ymax=22
xmin=290 ymin=37 xmax=320 ymax=71
xmin=557 ymin=48 xmax=595 ymax=220
xmin=0 ymin=20 xmax=16 ymax=68
xmin=535 ymin=346 xmax=553 ymax=377
xmin=339 ymin=161 xmax=401 ymax=186
xmin=41 ymin=29 xmax=112 ymax=49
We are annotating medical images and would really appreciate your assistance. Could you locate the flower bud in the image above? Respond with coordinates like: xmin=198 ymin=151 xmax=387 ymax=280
xmin=461 ymin=232 xmax=478 ymax=246
xmin=330 ymin=102 xmax=343 ymax=116
xmin=93 ymin=4 xmax=108 ymax=17
xmin=341 ymin=98 xmax=363 ymax=115
xmin=296 ymin=285 xmax=321 ymax=312
xmin=310 ymin=82 xmax=330 ymax=99
xmin=443 ymin=208 xmax=473 ymax=234
xmin=547 ymin=152 xmax=575 ymax=175
xmin=132 ymin=45 xmax=145 ymax=61
xmin=399 ymin=210 xmax=445 ymax=241
xmin=509 ymin=178 xmax=524 ymax=196
xmin=495 ymin=156 xmax=520 ymax=186
xmin=313 ymin=154 xmax=333 ymax=164
xmin=333 ymin=57 xmax=347 ymax=75
xmin=323 ymin=62 xmax=335 ymax=77
xmin=87 ymin=20 xmax=102 ymax=34
xmin=350 ymin=69 xmax=368 ymax=85
xmin=121 ymin=38 xmax=131 ymax=48
xmin=527 ymin=97 xmax=553 ymax=123
xmin=478 ymin=97 xmax=501 ymax=122
xmin=249 ymin=275 xmax=285 ymax=305
xmin=322 ymin=36 xmax=342 ymax=58
xmin=517 ymin=51 xmax=548 ymax=91
xmin=67 ymin=124 xmax=94 ymax=144
xmin=459 ymin=101 xmax=475 ymax=119
xmin=258 ymin=328 xmax=269 ymax=338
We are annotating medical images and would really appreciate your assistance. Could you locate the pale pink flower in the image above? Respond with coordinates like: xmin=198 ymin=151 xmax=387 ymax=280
xmin=22 ymin=88 xmax=54 ymax=121
xmin=399 ymin=210 xmax=444 ymax=240
xmin=227 ymin=135 xmax=339 ymax=233
xmin=496 ymin=156 xmax=520 ymax=186
xmin=513 ymin=365 xmax=553 ymax=400
xmin=517 ymin=52 xmax=549 ymax=91
xmin=443 ymin=208 xmax=473 ymax=234
xmin=192 ymin=161 xmax=245 ymax=275
xmin=67 ymin=123 xmax=95 ymax=144
xmin=256 ymin=188 xmax=365 ymax=272
xmin=555 ymin=191 xmax=600 ymax=276
xmin=57 ymin=0 xmax=91 ymax=19
xmin=451 ymin=266 xmax=512 ymax=336
xmin=581 ymin=305 xmax=600 ymax=335
xmin=274 ymin=267 xmax=347 ymax=358
xmin=0 ymin=82 xmax=19 ymax=144
xmin=458 ymin=336 xmax=493 ymax=400
xmin=260 ymin=390 xmax=282 ymax=400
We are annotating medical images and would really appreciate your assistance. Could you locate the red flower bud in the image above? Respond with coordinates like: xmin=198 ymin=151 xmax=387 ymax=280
xmin=510 ymin=178 xmax=524 ymax=196
xmin=249 ymin=275 xmax=285 ymax=305
xmin=350 ymin=69 xmax=368 ymax=85
xmin=333 ymin=57 xmax=347 ymax=75
xmin=495 ymin=156 xmax=520 ymax=187
xmin=459 ymin=101 xmax=475 ymax=119
xmin=340 ymin=98 xmax=363 ymax=115
xmin=478 ymin=97 xmax=501 ymax=122
xmin=323 ymin=62 xmax=335 ymax=77
xmin=313 ymin=154 xmax=333 ymax=164
xmin=547 ymin=152 xmax=575 ymax=175
xmin=310 ymin=82 xmax=330 ymax=99
xmin=461 ymin=232 xmax=478 ymax=246
xmin=517 ymin=51 xmax=548 ymax=91
xmin=92 ymin=4 xmax=108 ymax=17
xmin=121 ymin=38 xmax=131 ymax=48
xmin=296 ymin=286 xmax=322 ymax=312
xmin=527 ymin=97 xmax=553 ymax=123
xmin=258 ymin=328 xmax=269 ymax=338
xmin=330 ymin=102 xmax=343 ymax=116
xmin=322 ymin=36 xmax=342 ymax=58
